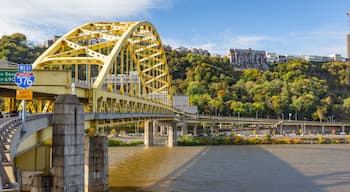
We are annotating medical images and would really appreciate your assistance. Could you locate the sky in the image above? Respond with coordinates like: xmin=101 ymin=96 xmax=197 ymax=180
xmin=0 ymin=0 xmax=349 ymax=56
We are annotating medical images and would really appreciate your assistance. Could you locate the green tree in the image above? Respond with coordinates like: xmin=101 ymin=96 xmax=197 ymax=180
xmin=0 ymin=33 xmax=45 ymax=63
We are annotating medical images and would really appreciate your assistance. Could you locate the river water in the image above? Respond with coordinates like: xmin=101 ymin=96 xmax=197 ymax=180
xmin=109 ymin=145 xmax=350 ymax=192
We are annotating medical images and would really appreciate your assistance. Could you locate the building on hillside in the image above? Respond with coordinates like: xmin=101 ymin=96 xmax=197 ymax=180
xmin=328 ymin=54 xmax=345 ymax=62
xmin=266 ymin=52 xmax=279 ymax=63
xmin=189 ymin=48 xmax=210 ymax=56
xmin=175 ymin=46 xmax=189 ymax=52
xmin=226 ymin=48 xmax=268 ymax=70
xmin=278 ymin=55 xmax=287 ymax=63
xmin=303 ymin=55 xmax=331 ymax=62
xmin=285 ymin=55 xmax=304 ymax=60
xmin=212 ymin=53 xmax=222 ymax=58
xmin=41 ymin=35 xmax=61 ymax=48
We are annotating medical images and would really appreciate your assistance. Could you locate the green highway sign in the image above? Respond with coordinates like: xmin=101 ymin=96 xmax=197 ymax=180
xmin=0 ymin=70 xmax=16 ymax=84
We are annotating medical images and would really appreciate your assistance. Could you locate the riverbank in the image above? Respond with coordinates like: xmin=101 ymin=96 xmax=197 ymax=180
xmin=177 ymin=135 xmax=350 ymax=146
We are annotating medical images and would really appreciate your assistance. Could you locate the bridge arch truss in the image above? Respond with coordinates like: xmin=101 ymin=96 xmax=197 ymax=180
xmin=33 ymin=21 xmax=173 ymax=114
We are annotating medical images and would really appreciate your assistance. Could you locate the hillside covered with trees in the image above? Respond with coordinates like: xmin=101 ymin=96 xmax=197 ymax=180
xmin=1 ymin=33 xmax=349 ymax=121
xmin=0 ymin=33 xmax=45 ymax=64
xmin=165 ymin=46 xmax=350 ymax=121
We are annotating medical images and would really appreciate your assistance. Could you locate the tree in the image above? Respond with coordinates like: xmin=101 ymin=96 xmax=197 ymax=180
xmin=343 ymin=97 xmax=350 ymax=114
xmin=186 ymin=81 xmax=204 ymax=95
xmin=312 ymin=107 xmax=327 ymax=121
xmin=0 ymin=33 xmax=45 ymax=63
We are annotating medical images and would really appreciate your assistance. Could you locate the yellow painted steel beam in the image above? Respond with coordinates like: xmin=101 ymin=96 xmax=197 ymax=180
xmin=38 ymin=57 xmax=104 ymax=66
xmin=32 ymin=21 xmax=173 ymax=113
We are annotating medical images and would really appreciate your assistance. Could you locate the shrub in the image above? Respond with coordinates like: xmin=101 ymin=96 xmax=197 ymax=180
xmin=108 ymin=139 xmax=143 ymax=146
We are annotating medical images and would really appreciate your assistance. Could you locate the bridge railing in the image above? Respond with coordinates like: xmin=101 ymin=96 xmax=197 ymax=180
xmin=84 ymin=112 xmax=176 ymax=120
xmin=182 ymin=113 xmax=350 ymax=126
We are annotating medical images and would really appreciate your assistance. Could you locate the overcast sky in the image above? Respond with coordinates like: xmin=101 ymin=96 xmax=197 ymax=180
xmin=0 ymin=0 xmax=349 ymax=56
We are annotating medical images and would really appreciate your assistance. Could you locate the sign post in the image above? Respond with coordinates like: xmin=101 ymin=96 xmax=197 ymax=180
xmin=15 ymin=64 xmax=35 ymax=135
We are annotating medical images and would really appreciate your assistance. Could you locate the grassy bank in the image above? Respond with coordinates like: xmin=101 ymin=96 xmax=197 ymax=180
xmin=108 ymin=139 xmax=143 ymax=147
xmin=177 ymin=135 xmax=350 ymax=146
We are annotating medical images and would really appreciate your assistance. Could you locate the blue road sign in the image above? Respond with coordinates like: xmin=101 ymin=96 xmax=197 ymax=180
xmin=18 ymin=64 xmax=32 ymax=72
xmin=15 ymin=72 xmax=35 ymax=89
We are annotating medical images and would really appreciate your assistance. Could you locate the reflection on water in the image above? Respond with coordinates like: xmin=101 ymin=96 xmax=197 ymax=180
xmin=109 ymin=146 xmax=207 ymax=192
xmin=109 ymin=145 xmax=350 ymax=192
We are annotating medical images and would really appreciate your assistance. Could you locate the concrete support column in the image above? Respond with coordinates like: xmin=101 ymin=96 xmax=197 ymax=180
xmin=135 ymin=121 xmax=139 ymax=135
xmin=85 ymin=136 xmax=108 ymax=192
xmin=342 ymin=126 xmax=345 ymax=133
xmin=160 ymin=124 xmax=165 ymax=136
xmin=167 ymin=123 xmax=177 ymax=147
xmin=193 ymin=124 xmax=198 ymax=136
xmin=167 ymin=126 xmax=174 ymax=147
xmin=182 ymin=122 xmax=188 ymax=135
xmin=210 ymin=125 xmax=214 ymax=136
xmin=280 ymin=124 xmax=283 ymax=135
xmin=144 ymin=121 xmax=153 ymax=147
xmin=52 ymin=94 xmax=84 ymax=192
xmin=322 ymin=125 xmax=325 ymax=135
xmin=152 ymin=121 xmax=157 ymax=137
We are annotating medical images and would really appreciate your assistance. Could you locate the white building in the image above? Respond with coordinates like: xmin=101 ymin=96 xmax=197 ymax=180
xmin=266 ymin=52 xmax=279 ymax=63
xmin=328 ymin=54 xmax=345 ymax=62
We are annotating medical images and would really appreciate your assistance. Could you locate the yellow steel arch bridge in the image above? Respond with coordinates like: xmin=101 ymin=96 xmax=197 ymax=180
xmin=0 ymin=21 xmax=177 ymax=190
xmin=1 ymin=21 xmax=174 ymax=116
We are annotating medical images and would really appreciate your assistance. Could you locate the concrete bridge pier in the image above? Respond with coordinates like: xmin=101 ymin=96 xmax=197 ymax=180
xmin=193 ymin=124 xmax=198 ymax=136
xmin=84 ymin=136 xmax=108 ymax=192
xmin=152 ymin=121 xmax=158 ymax=137
xmin=322 ymin=125 xmax=325 ymax=135
xmin=181 ymin=123 xmax=188 ymax=136
xmin=134 ymin=121 xmax=140 ymax=135
xmin=160 ymin=124 xmax=166 ymax=136
xmin=167 ymin=123 xmax=177 ymax=147
xmin=51 ymin=94 xmax=85 ymax=192
xmin=279 ymin=124 xmax=283 ymax=135
xmin=144 ymin=121 xmax=153 ymax=147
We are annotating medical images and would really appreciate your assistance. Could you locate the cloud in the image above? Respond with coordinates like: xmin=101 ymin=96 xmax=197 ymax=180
xmin=163 ymin=37 xmax=218 ymax=53
xmin=0 ymin=0 xmax=171 ymax=42
xmin=163 ymin=33 xmax=271 ymax=56
xmin=221 ymin=32 xmax=270 ymax=50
